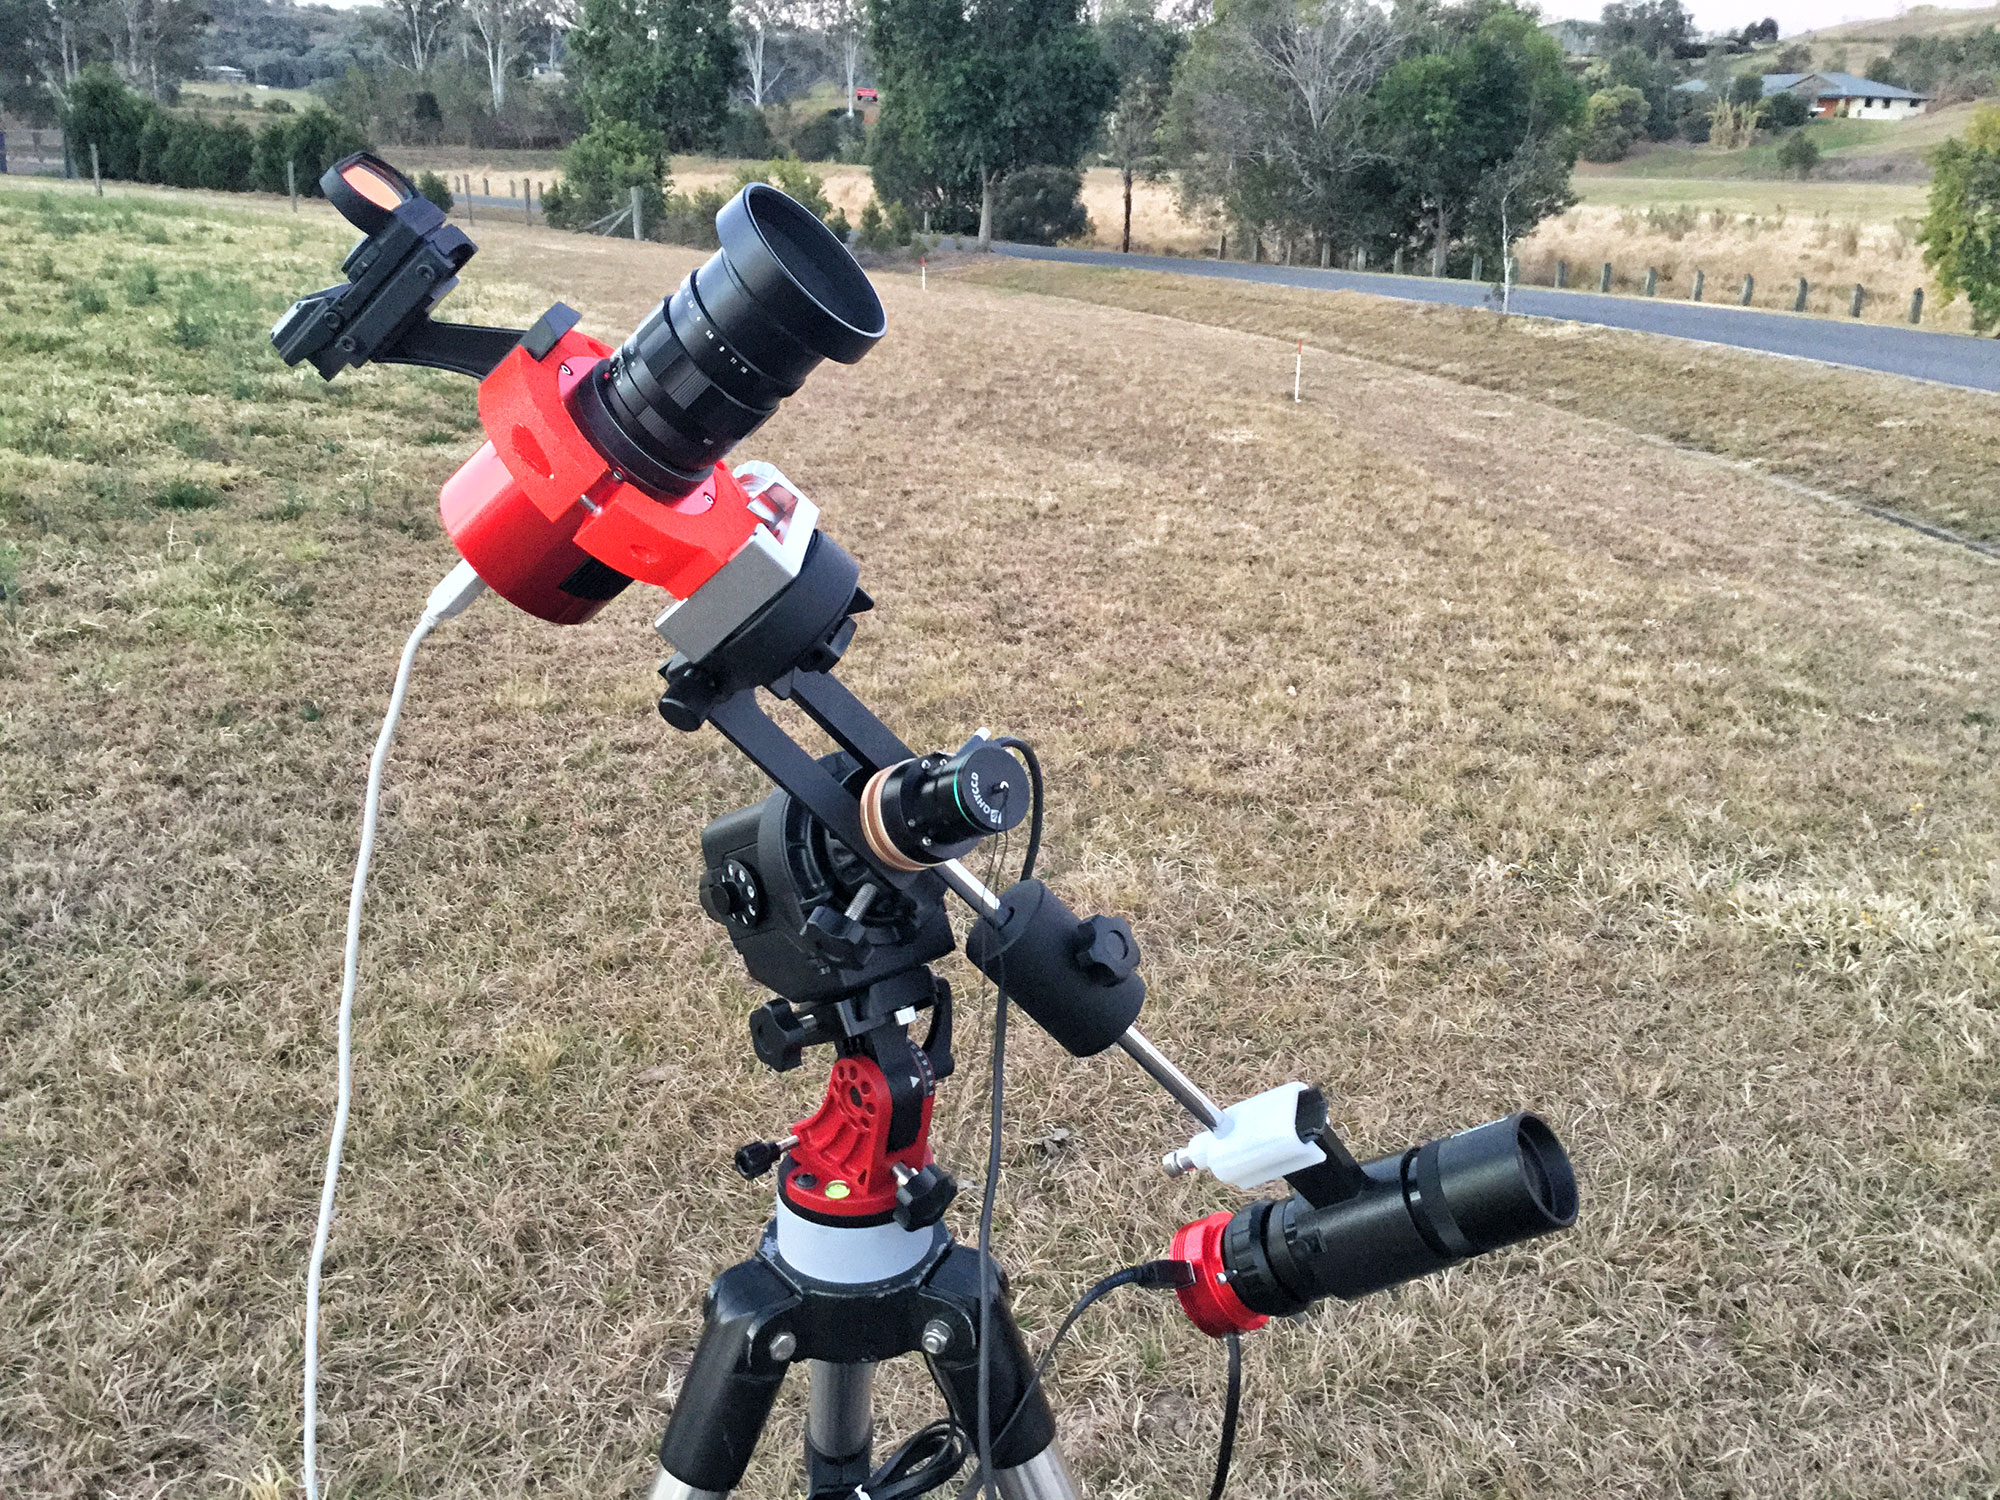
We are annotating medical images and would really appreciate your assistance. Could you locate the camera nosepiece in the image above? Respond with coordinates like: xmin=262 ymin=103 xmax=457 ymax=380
xmin=569 ymin=184 xmax=886 ymax=498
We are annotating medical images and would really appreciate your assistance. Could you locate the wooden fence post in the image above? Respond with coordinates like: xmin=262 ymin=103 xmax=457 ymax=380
xmin=523 ymin=181 xmax=531 ymax=224
xmin=287 ymin=158 xmax=297 ymax=212
xmin=1555 ymin=259 xmax=1568 ymax=288
xmin=1909 ymin=287 xmax=1924 ymax=324
xmin=1793 ymin=277 xmax=1808 ymax=311
xmin=1850 ymin=283 xmax=1865 ymax=317
xmin=1691 ymin=268 xmax=1704 ymax=301
xmin=1643 ymin=266 xmax=1658 ymax=296
xmin=1320 ymin=240 xmax=1330 ymax=269
xmin=1599 ymin=261 xmax=1612 ymax=292
xmin=631 ymin=184 xmax=644 ymax=241
xmin=1470 ymin=252 xmax=1483 ymax=282
xmin=1740 ymin=274 xmax=1754 ymax=306
xmin=91 ymin=141 xmax=102 ymax=196
xmin=1392 ymin=247 xmax=1404 ymax=275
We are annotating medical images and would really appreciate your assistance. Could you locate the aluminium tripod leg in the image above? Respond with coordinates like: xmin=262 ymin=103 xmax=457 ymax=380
xmin=921 ymin=1245 xmax=1081 ymax=1500
xmin=803 ymin=1360 xmax=875 ymax=1499
xmin=652 ymin=1258 xmax=801 ymax=1500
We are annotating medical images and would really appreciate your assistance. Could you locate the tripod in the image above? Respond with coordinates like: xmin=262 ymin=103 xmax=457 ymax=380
xmin=649 ymin=1042 xmax=1076 ymax=1500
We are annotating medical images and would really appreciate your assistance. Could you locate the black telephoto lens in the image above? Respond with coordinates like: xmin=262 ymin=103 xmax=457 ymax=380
xmin=569 ymin=184 xmax=885 ymax=498
xmin=1220 ymin=1112 xmax=1577 ymax=1317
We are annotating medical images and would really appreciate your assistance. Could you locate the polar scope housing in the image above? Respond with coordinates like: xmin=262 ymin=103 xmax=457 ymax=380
xmin=570 ymin=184 xmax=886 ymax=499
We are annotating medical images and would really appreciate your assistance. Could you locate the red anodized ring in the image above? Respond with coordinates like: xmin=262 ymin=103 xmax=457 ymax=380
xmin=1171 ymin=1211 xmax=1269 ymax=1338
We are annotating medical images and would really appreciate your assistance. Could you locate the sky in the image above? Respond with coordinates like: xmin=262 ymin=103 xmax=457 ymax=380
xmin=1534 ymin=0 xmax=1997 ymax=38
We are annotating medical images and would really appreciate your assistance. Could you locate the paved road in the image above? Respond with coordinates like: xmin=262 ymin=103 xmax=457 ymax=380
xmin=995 ymin=244 xmax=2000 ymax=394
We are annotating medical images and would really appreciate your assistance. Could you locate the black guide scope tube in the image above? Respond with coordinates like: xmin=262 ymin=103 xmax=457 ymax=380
xmin=1224 ymin=1113 xmax=1578 ymax=1314
xmin=570 ymin=184 xmax=886 ymax=498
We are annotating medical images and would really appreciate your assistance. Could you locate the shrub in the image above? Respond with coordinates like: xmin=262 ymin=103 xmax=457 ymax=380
xmin=993 ymin=165 xmax=1089 ymax=245
xmin=717 ymin=107 xmax=777 ymax=159
xmin=64 ymin=64 xmax=155 ymax=180
xmin=856 ymin=197 xmax=913 ymax=250
xmin=1680 ymin=108 xmax=1713 ymax=144
xmin=1777 ymin=129 xmax=1823 ymax=179
xmin=415 ymin=170 xmax=454 ymax=212
xmin=1765 ymin=89 xmax=1811 ymax=129
xmin=1920 ymin=105 xmax=2000 ymax=330
xmin=792 ymin=109 xmax=867 ymax=163
xmin=249 ymin=108 xmax=369 ymax=196
xmin=732 ymin=159 xmax=833 ymax=222
xmin=824 ymin=206 xmax=852 ymax=242
xmin=1582 ymin=86 xmax=1650 ymax=161
xmin=658 ymin=187 xmax=730 ymax=247
xmin=125 ymin=263 xmax=162 ymax=304
xmin=263 ymin=98 xmax=295 ymax=114
xmin=543 ymin=120 xmax=669 ymax=233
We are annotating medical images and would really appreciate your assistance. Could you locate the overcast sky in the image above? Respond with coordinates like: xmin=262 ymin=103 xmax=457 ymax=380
xmin=1535 ymin=0 xmax=1996 ymax=39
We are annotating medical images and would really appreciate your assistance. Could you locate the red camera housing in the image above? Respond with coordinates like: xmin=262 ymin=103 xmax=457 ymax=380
xmin=439 ymin=326 xmax=764 ymax=625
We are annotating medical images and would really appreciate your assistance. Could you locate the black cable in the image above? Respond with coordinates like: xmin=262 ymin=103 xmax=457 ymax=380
xmin=858 ymin=1416 xmax=968 ymax=1500
xmin=971 ymin=735 xmax=1042 ymax=1500
xmin=974 ymin=963 xmax=1007 ymax=1500
xmin=993 ymin=737 xmax=1042 ymax=882
xmin=1208 ymin=1331 xmax=1242 ymax=1500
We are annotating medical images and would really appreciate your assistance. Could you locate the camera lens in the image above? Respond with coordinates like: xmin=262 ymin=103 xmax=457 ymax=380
xmin=569 ymin=184 xmax=885 ymax=499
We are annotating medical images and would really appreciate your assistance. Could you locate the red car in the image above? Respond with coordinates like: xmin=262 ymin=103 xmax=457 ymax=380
xmin=855 ymin=87 xmax=879 ymax=101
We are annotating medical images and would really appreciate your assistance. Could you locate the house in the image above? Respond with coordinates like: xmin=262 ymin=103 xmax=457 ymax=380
xmin=1675 ymin=72 xmax=1931 ymax=119
xmin=206 ymin=65 xmax=248 ymax=85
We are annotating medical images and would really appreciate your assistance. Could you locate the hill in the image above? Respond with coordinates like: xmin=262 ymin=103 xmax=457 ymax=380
xmin=1801 ymin=3 xmax=2000 ymax=44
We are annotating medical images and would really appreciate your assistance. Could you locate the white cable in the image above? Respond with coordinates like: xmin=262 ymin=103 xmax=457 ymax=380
xmin=303 ymin=559 xmax=485 ymax=1500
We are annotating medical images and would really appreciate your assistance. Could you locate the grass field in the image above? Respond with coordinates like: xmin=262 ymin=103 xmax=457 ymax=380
xmin=3 ymin=181 xmax=1998 ymax=1500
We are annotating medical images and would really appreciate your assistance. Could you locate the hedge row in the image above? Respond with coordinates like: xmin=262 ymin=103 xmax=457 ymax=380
xmin=63 ymin=65 xmax=367 ymax=197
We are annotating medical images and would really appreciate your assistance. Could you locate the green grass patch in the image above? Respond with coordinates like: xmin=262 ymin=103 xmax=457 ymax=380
xmin=151 ymin=478 xmax=223 ymax=510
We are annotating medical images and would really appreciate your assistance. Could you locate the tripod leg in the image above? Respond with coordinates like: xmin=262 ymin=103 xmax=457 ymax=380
xmin=804 ymin=1360 xmax=875 ymax=1499
xmin=922 ymin=1247 xmax=1081 ymax=1499
xmin=653 ymin=1259 xmax=800 ymax=1499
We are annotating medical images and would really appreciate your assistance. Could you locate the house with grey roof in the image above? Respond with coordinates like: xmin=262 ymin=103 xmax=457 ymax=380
xmin=1675 ymin=72 xmax=1932 ymax=119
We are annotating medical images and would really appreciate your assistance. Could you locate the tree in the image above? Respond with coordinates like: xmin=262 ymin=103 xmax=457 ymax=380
xmin=1097 ymin=0 xmax=1180 ymax=253
xmin=1470 ymin=125 xmax=1573 ymax=313
xmin=814 ymin=0 xmax=865 ymax=114
xmin=738 ymin=0 xmax=796 ymax=107
xmin=466 ymin=0 xmax=531 ymax=107
xmin=867 ymin=0 xmax=1114 ymax=248
xmin=1165 ymin=0 xmax=1399 ymax=262
xmin=1373 ymin=5 xmax=1581 ymax=273
xmin=1769 ymin=40 xmax=1810 ymax=72
xmin=1764 ymin=86 xmax=1808 ymax=127
xmin=385 ymin=0 xmax=461 ymax=72
xmin=1580 ymin=83 xmax=1647 ymax=160
xmin=1921 ymin=104 xmax=2000 ymax=333
xmin=570 ymin=0 xmax=741 ymax=150
xmin=1599 ymin=0 xmax=1690 ymax=58
xmin=1776 ymin=126 xmax=1819 ymax=177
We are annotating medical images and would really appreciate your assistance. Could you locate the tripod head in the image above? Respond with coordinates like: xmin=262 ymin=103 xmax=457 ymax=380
xmin=274 ymin=152 xmax=1577 ymax=1355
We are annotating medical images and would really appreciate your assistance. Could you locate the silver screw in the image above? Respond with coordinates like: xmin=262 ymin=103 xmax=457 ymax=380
xmin=1162 ymin=1148 xmax=1197 ymax=1178
xmin=767 ymin=1330 xmax=797 ymax=1361
xmin=920 ymin=1319 xmax=953 ymax=1356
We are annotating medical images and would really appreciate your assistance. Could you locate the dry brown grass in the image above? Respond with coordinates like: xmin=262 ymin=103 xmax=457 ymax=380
xmin=4 ymin=181 xmax=1999 ymax=1500
xmin=1517 ymin=203 xmax=1970 ymax=331
xmin=952 ymin=256 xmax=2000 ymax=547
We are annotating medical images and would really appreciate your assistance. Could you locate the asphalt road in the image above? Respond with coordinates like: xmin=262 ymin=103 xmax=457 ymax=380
xmin=994 ymin=244 xmax=2000 ymax=394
